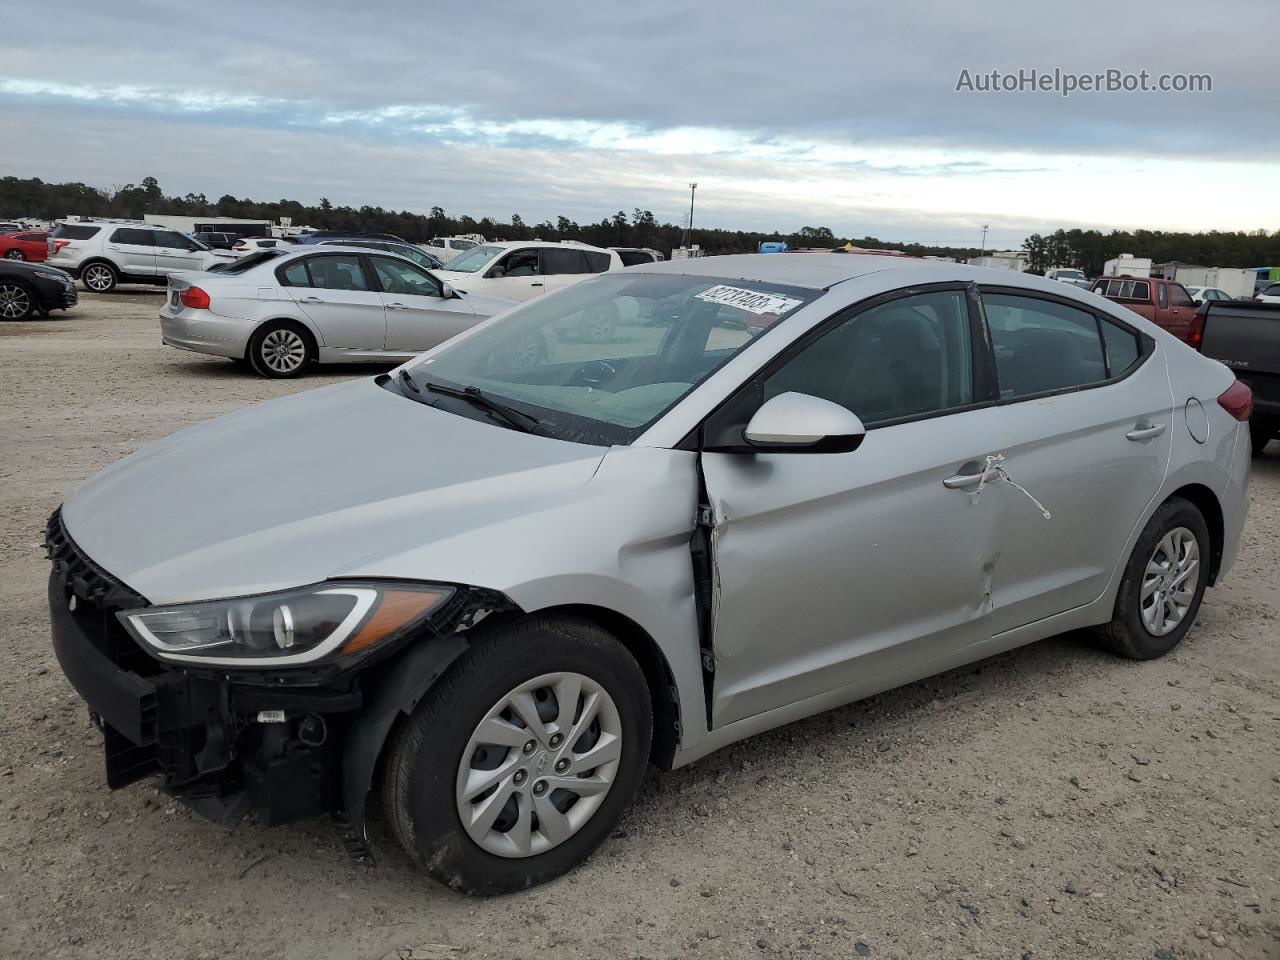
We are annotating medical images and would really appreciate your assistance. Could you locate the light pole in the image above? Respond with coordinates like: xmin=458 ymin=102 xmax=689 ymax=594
xmin=683 ymin=182 xmax=698 ymax=249
xmin=980 ymin=224 xmax=989 ymax=254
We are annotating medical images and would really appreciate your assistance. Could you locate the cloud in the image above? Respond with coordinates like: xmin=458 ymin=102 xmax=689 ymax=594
xmin=1 ymin=0 xmax=1277 ymax=245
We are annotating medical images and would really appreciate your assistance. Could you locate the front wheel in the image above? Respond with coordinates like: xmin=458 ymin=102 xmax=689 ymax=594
xmin=247 ymin=320 xmax=314 ymax=378
xmin=0 ymin=281 xmax=35 ymax=319
xmin=1094 ymin=497 xmax=1210 ymax=659
xmin=383 ymin=616 xmax=652 ymax=894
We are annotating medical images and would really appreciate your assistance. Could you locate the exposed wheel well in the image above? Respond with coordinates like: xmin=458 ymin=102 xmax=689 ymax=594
xmin=1164 ymin=483 xmax=1224 ymax=584
xmin=533 ymin=604 xmax=682 ymax=770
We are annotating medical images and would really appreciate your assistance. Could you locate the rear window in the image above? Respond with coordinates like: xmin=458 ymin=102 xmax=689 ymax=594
xmin=583 ymin=251 xmax=612 ymax=272
xmin=1097 ymin=278 xmax=1150 ymax=301
xmin=110 ymin=228 xmax=155 ymax=245
xmin=218 ymin=250 xmax=285 ymax=275
xmin=617 ymin=250 xmax=655 ymax=267
xmin=51 ymin=224 xmax=101 ymax=241
xmin=1264 ymin=284 xmax=1280 ymax=296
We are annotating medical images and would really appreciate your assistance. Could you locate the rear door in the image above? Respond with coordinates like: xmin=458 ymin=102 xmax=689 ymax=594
xmin=540 ymin=248 xmax=594 ymax=296
xmin=105 ymin=228 xmax=157 ymax=276
xmin=370 ymin=255 xmax=477 ymax=353
xmin=280 ymin=253 xmax=386 ymax=349
xmin=980 ymin=288 xmax=1172 ymax=634
xmin=152 ymin=231 xmax=207 ymax=276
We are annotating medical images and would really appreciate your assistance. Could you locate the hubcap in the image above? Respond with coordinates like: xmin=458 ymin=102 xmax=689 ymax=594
xmin=260 ymin=329 xmax=306 ymax=373
xmin=84 ymin=265 xmax=113 ymax=290
xmin=0 ymin=283 xmax=31 ymax=318
xmin=4 ymin=250 xmax=23 ymax=260
xmin=1140 ymin=526 xmax=1200 ymax=636
xmin=506 ymin=334 xmax=541 ymax=369
xmin=455 ymin=672 xmax=622 ymax=859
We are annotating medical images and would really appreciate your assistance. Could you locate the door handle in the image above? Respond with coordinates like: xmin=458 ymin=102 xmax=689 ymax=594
xmin=298 ymin=296 xmax=324 ymax=304
xmin=386 ymin=302 xmax=408 ymax=310
xmin=943 ymin=472 xmax=985 ymax=490
xmin=1126 ymin=423 xmax=1166 ymax=441
xmin=529 ymin=281 xmax=543 ymax=287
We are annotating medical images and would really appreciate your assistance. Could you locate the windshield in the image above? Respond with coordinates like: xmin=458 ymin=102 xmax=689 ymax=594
xmin=390 ymin=245 xmax=440 ymax=270
xmin=444 ymin=244 xmax=504 ymax=273
xmin=406 ymin=272 xmax=819 ymax=445
xmin=1056 ymin=269 xmax=1085 ymax=280
xmin=218 ymin=250 xmax=285 ymax=274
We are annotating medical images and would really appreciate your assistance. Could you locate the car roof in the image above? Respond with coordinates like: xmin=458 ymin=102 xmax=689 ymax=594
xmin=472 ymin=240 xmax=613 ymax=254
xmin=621 ymin=253 xmax=949 ymax=290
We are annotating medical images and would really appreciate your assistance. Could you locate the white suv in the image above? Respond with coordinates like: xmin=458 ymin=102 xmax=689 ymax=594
xmin=433 ymin=240 xmax=622 ymax=302
xmin=46 ymin=221 xmax=234 ymax=292
xmin=421 ymin=236 xmax=480 ymax=263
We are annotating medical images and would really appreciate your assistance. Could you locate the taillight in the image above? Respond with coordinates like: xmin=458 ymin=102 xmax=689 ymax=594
xmin=180 ymin=286 xmax=211 ymax=310
xmin=1184 ymin=310 xmax=1205 ymax=349
xmin=51 ymin=240 xmax=70 ymax=254
xmin=1217 ymin=380 xmax=1253 ymax=422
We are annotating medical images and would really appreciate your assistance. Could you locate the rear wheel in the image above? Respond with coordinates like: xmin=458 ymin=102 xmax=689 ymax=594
xmin=1094 ymin=497 xmax=1210 ymax=659
xmin=383 ymin=616 xmax=652 ymax=895
xmin=0 ymin=280 xmax=35 ymax=319
xmin=247 ymin=320 xmax=314 ymax=378
xmin=4 ymin=249 xmax=25 ymax=261
xmin=81 ymin=262 xmax=118 ymax=293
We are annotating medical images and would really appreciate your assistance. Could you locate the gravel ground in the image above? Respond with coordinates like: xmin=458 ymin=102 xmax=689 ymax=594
xmin=2 ymin=290 xmax=1278 ymax=960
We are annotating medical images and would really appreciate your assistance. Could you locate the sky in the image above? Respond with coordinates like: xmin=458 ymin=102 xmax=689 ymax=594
xmin=2 ymin=0 xmax=1278 ymax=248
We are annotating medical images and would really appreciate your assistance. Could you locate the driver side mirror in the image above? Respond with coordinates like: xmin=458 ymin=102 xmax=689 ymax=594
xmin=738 ymin=392 xmax=866 ymax=454
xmin=440 ymin=281 xmax=460 ymax=299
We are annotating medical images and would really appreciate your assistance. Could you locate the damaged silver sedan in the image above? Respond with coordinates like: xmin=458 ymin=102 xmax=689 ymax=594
xmin=48 ymin=254 xmax=1250 ymax=893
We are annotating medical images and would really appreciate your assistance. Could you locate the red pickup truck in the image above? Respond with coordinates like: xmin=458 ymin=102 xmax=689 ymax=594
xmin=1089 ymin=274 xmax=1201 ymax=345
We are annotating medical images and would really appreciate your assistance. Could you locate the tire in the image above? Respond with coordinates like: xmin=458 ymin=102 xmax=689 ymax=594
xmin=575 ymin=302 xmax=619 ymax=343
xmin=0 ymin=280 xmax=35 ymax=319
xmin=383 ymin=615 xmax=652 ymax=895
xmin=1094 ymin=497 xmax=1210 ymax=659
xmin=246 ymin=320 xmax=314 ymax=379
xmin=81 ymin=261 xmax=118 ymax=293
xmin=4 ymin=249 xmax=25 ymax=261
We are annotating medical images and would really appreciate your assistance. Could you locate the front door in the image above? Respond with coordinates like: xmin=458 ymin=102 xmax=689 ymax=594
xmin=979 ymin=289 xmax=1173 ymax=635
xmin=702 ymin=288 xmax=1007 ymax=727
xmin=370 ymin=255 xmax=478 ymax=353
xmin=282 ymin=253 xmax=386 ymax=350
xmin=482 ymin=248 xmax=546 ymax=301
xmin=152 ymin=231 xmax=207 ymax=276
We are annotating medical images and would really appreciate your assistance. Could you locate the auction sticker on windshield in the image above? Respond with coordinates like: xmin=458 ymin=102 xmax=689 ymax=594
xmin=695 ymin=284 xmax=805 ymax=316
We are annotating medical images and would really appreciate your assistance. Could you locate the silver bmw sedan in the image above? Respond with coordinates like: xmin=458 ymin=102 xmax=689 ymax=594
xmin=49 ymin=254 xmax=1251 ymax=894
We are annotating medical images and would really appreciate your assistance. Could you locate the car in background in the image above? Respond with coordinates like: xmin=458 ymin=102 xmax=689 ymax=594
xmin=423 ymin=236 xmax=480 ymax=263
xmin=230 ymin=236 xmax=293 ymax=255
xmin=611 ymin=247 xmax=664 ymax=266
xmin=318 ymin=238 xmax=443 ymax=271
xmin=194 ymin=231 xmax=239 ymax=250
xmin=0 ymin=230 xmax=50 ymax=262
xmin=434 ymin=240 xmax=621 ymax=304
xmin=1045 ymin=267 xmax=1091 ymax=290
xmin=1195 ymin=298 xmax=1280 ymax=455
xmin=291 ymin=231 xmax=409 ymax=246
xmin=0 ymin=259 xmax=77 ymax=319
xmin=1184 ymin=285 xmax=1234 ymax=305
xmin=159 ymin=246 xmax=515 ymax=378
xmin=45 ymin=221 xmax=235 ymax=292
xmin=1089 ymin=274 xmax=1201 ymax=344
xmin=50 ymin=254 xmax=1250 ymax=894
xmin=0 ymin=221 xmax=24 ymax=234
xmin=1255 ymin=282 xmax=1280 ymax=304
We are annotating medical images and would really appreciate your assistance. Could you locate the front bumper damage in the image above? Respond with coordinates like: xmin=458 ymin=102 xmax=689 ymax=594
xmin=45 ymin=509 xmax=511 ymax=850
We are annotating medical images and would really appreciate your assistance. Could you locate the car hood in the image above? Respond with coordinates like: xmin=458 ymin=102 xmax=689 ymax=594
xmin=61 ymin=378 xmax=608 ymax=605
xmin=455 ymin=291 xmax=517 ymax=317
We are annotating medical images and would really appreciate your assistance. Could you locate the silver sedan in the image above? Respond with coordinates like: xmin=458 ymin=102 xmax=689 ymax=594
xmin=159 ymin=245 xmax=516 ymax=377
xmin=52 ymin=254 xmax=1250 ymax=894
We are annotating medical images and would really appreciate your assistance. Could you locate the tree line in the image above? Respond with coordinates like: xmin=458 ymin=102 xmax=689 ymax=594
xmin=3 ymin=175 xmax=1276 ymax=272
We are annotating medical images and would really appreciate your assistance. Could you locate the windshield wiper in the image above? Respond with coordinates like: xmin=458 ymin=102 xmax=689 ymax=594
xmin=413 ymin=376 xmax=540 ymax=433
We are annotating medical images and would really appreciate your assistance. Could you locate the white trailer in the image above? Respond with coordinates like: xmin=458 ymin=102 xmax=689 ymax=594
xmin=1103 ymin=253 xmax=1152 ymax=277
xmin=1203 ymin=267 xmax=1255 ymax=300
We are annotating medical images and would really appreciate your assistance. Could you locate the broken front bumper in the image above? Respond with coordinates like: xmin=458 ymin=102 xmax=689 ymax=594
xmin=46 ymin=510 xmax=357 ymax=827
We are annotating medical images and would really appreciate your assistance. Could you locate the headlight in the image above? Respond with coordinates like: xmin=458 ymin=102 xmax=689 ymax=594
xmin=117 ymin=582 xmax=453 ymax=667
xmin=34 ymin=270 xmax=71 ymax=284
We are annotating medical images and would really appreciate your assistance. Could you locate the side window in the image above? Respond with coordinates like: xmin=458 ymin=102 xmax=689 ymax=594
xmin=493 ymin=249 xmax=541 ymax=278
xmin=1157 ymin=283 xmax=1169 ymax=308
xmin=761 ymin=290 xmax=973 ymax=426
xmin=541 ymin=248 xmax=589 ymax=275
xmin=1131 ymin=280 xmax=1150 ymax=301
xmin=371 ymin=256 xmax=442 ymax=297
xmin=583 ymin=251 xmax=612 ymax=272
xmin=1169 ymin=284 xmax=1194 ymax=307
xmin=155 ymin=231 xmax=196 ymax=250
xmin=303 ymin=255 xmax=368 ymax=291
xmin=984 ymin=293 xmax=1107 ymax=399
xmin=278 ymin=260 xmax=311 ymax=286
xmin=111 ymin=228 xmax=154 ymax=245
xmin=1100 ymin=316 xmax=1141 ymax=375
xmin=617 ymin=250 xmax=651 ymax=267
